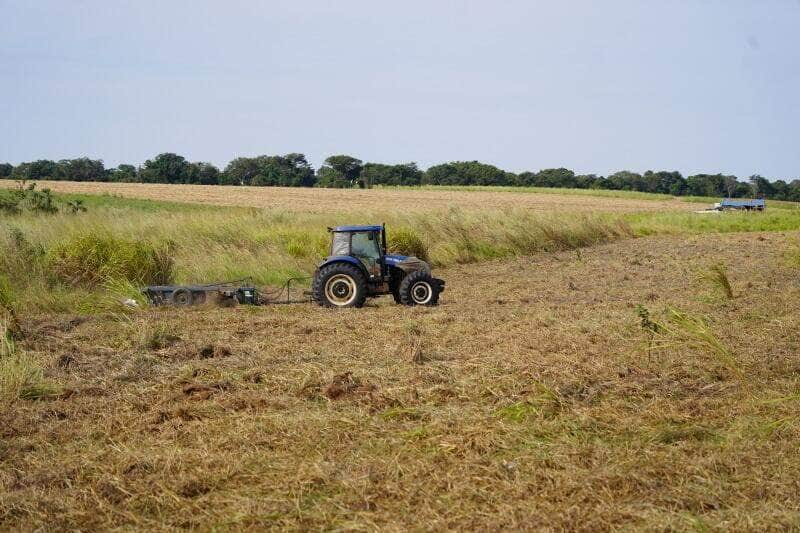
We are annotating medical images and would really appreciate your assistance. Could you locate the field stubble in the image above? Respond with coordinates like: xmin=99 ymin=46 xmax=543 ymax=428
xmin=1 ymin=231 xmax=799 ymax=530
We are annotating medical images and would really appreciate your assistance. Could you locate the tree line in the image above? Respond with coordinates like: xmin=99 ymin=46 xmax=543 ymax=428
xmin=1 ymin=153 xmax=798 ymax=201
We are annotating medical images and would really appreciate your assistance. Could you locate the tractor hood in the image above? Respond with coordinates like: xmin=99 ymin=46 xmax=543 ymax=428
xmin=384 ymin=254 xmax=431 ymax=274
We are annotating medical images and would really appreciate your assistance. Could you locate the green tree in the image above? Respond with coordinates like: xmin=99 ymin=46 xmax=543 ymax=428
xmin=107 ymin=164 xmax=138 ymax=182
xmin=223 ymin=157 xmax=261 ymax=185
xmin=223 ymin=154 xmax=315 ymax=187
xmin=606 ymin=171 xmax=642 ymax=191
xmin=317 ymin=155 xmax=363 ymax=188
xmin=537 ymin=168 xmax=577 ymax=188
xmin=361 ymin=163 xmax=422 ymax=186
xmin=55 ymin=158 xmax=107 ymax=182
xmin=641 ymin=170 xmax=685 ymax=195
xmin=518 ymin=168 xmax=578 ymax=188
xmin=187 ymin=162 xmax=221 ymax=185
xmin=723 ymin=175 xmax=739 ymax=197
xmin=422 ymin=161 xmax=509 ymax=186
xmin=788 ymin=180 xmax=800 ymax=202
xmin=11 ymin=160 xmax=58 ymax=181
xmin=251 ymin=153 xmax=315 ymax=187
xmin=139 ymin=153 xmax=190 ymax=184
xmin=0 ymin=163 xmax=12 ymax=178
xmin=575 ymin=174 xmax=601 ymax=189
xmin=686 ymin=174 xmax=728 ymax=197
xmin=749 ymin=175 xmax=773 ymax=198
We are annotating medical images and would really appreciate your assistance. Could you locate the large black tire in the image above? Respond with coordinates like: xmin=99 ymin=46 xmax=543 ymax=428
xmin=312 ymin=263 xmax=368 ymax=308
xmin=399 ymin=270 xmax=440 ymax=306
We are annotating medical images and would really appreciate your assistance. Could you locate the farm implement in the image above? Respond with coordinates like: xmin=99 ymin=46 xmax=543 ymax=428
xmin=142 ymin=224 xmax=445 ymax=308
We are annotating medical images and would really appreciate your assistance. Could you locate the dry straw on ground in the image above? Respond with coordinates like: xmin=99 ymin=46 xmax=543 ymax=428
xmin=2 ymin=231 xmax=799 ymax=530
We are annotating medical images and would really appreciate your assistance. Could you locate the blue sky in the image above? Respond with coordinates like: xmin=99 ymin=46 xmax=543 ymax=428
xmin=1 ymin=1 xmax=799 ymax=178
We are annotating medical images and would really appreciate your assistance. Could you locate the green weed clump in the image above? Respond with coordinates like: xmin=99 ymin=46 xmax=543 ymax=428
xmin=785 ymin=244 xmax=800 ymax=268
xmin=0 ymin=276 xmax=23 ymax=341
xmin=387 ymin=227 xmax=429 ymax=261
xmin=666 ymin=308 xmax=742 ymax=379
xmin=0 ymin=275 xmax=15 ymax=313
xmin=637 ymin=306 xmax=743 ymax=380
xmin=0 ymin=183 xmax=75 ymax=215
xmin=0 ymin=189 xmax=25 ymax=214
xmin=496 ymin=381 xmax=563 ymax=422
xmin=698 ymin=263 xmax=734 ymax=299
xmin=47 ymin=233 xmax=174 ymax=287
xmin=1 ymin=319 xmax=58 ymax=404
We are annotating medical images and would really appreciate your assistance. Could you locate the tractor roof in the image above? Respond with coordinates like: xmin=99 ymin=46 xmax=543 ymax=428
xmin=330 ymin=225 xmax=383 ymax=232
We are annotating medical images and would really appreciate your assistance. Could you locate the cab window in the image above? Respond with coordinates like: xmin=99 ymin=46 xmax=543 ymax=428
xmin=350 ymin=232 xmax=380 ymax=260
xmin=330 ymin=232 xmax=350 ymax=256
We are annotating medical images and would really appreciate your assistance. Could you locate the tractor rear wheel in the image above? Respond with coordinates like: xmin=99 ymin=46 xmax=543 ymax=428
xmin=313 ymin=263 xmax=368 ymax=308
xmin=399 ymin=271 xmax=440 ymax=306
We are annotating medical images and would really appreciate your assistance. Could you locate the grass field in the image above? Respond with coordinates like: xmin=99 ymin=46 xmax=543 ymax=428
xmin=1 ymin=181 xmax=799 ymax=530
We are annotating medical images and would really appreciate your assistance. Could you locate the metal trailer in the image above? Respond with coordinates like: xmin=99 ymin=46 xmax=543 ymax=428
xmin=714 ymin=198 xmax=766 ymax=211
xmin=142 ymin=278 xmax=310 ymax=307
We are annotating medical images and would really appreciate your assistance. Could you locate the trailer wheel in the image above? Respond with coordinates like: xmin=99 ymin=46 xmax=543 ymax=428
xmin=399 ymin=271 xmax=440 ymax=307
xmin=313 ymin=263 xmax=367 ymax=308
xmin=171 ymin=287 xmax=193 ymax=306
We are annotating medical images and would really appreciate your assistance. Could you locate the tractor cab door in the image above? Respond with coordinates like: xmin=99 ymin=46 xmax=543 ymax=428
xmin=350 ymin=231 xmax=382 ymax=280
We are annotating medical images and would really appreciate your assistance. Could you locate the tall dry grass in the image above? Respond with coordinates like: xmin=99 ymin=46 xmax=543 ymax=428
xmin=0 ymin=204 xmax=632 ymax=313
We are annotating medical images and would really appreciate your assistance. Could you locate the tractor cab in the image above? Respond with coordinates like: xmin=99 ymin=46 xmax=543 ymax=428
xmin=312 ymin=224 xmax=445 ymax=308
xmin=327 ymin=225 xmax=387 ymax=281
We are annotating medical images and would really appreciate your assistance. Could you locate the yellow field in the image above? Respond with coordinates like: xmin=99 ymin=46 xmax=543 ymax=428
xmin=0 ymin=180 xmax=694 ymax=213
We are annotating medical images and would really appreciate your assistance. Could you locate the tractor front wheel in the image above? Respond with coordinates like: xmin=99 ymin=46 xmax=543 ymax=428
xmin=399 ymin=271 xmax=441 ymax=307
xmin=313 ymin=263 xmax=368 ymax=308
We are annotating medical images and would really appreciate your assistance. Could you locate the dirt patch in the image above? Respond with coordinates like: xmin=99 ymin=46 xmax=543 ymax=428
xmin=222 ymin=392 xmax=276 ymax=412
xmin=322 ymin=372 xmax=378 ymax=400
xmin=56 ymin=353 xmax=74 ymax=369
xmin=198 ymin=344 xmax=231 ymax=359
xmin=179 ymin=479 xmax=212 ymax=498
xmin=181 ymin=381 xmax=232 ymax=400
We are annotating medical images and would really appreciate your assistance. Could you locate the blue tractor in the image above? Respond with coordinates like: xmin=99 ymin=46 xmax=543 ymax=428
xmin=312 ymin=224 xmax=445 ymax=308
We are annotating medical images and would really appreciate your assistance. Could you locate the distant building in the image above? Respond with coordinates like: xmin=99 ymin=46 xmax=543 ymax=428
xmin=713 ymin=198 xmax=766 ymax=211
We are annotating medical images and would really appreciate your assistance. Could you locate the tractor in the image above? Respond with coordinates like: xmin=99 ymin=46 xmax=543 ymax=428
xmin=312 ymin=224 xmax=445 ymax=308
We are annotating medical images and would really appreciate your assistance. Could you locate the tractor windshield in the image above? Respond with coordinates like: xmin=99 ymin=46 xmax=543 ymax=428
xmin=350 ymin=232 xmax=381 ymax=260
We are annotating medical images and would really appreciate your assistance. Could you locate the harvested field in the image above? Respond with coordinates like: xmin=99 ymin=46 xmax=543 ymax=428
xmin=2 ymin=231 xmax=799 ymax=530
xmin=0 ymin=180 xmax=695 ymax=213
